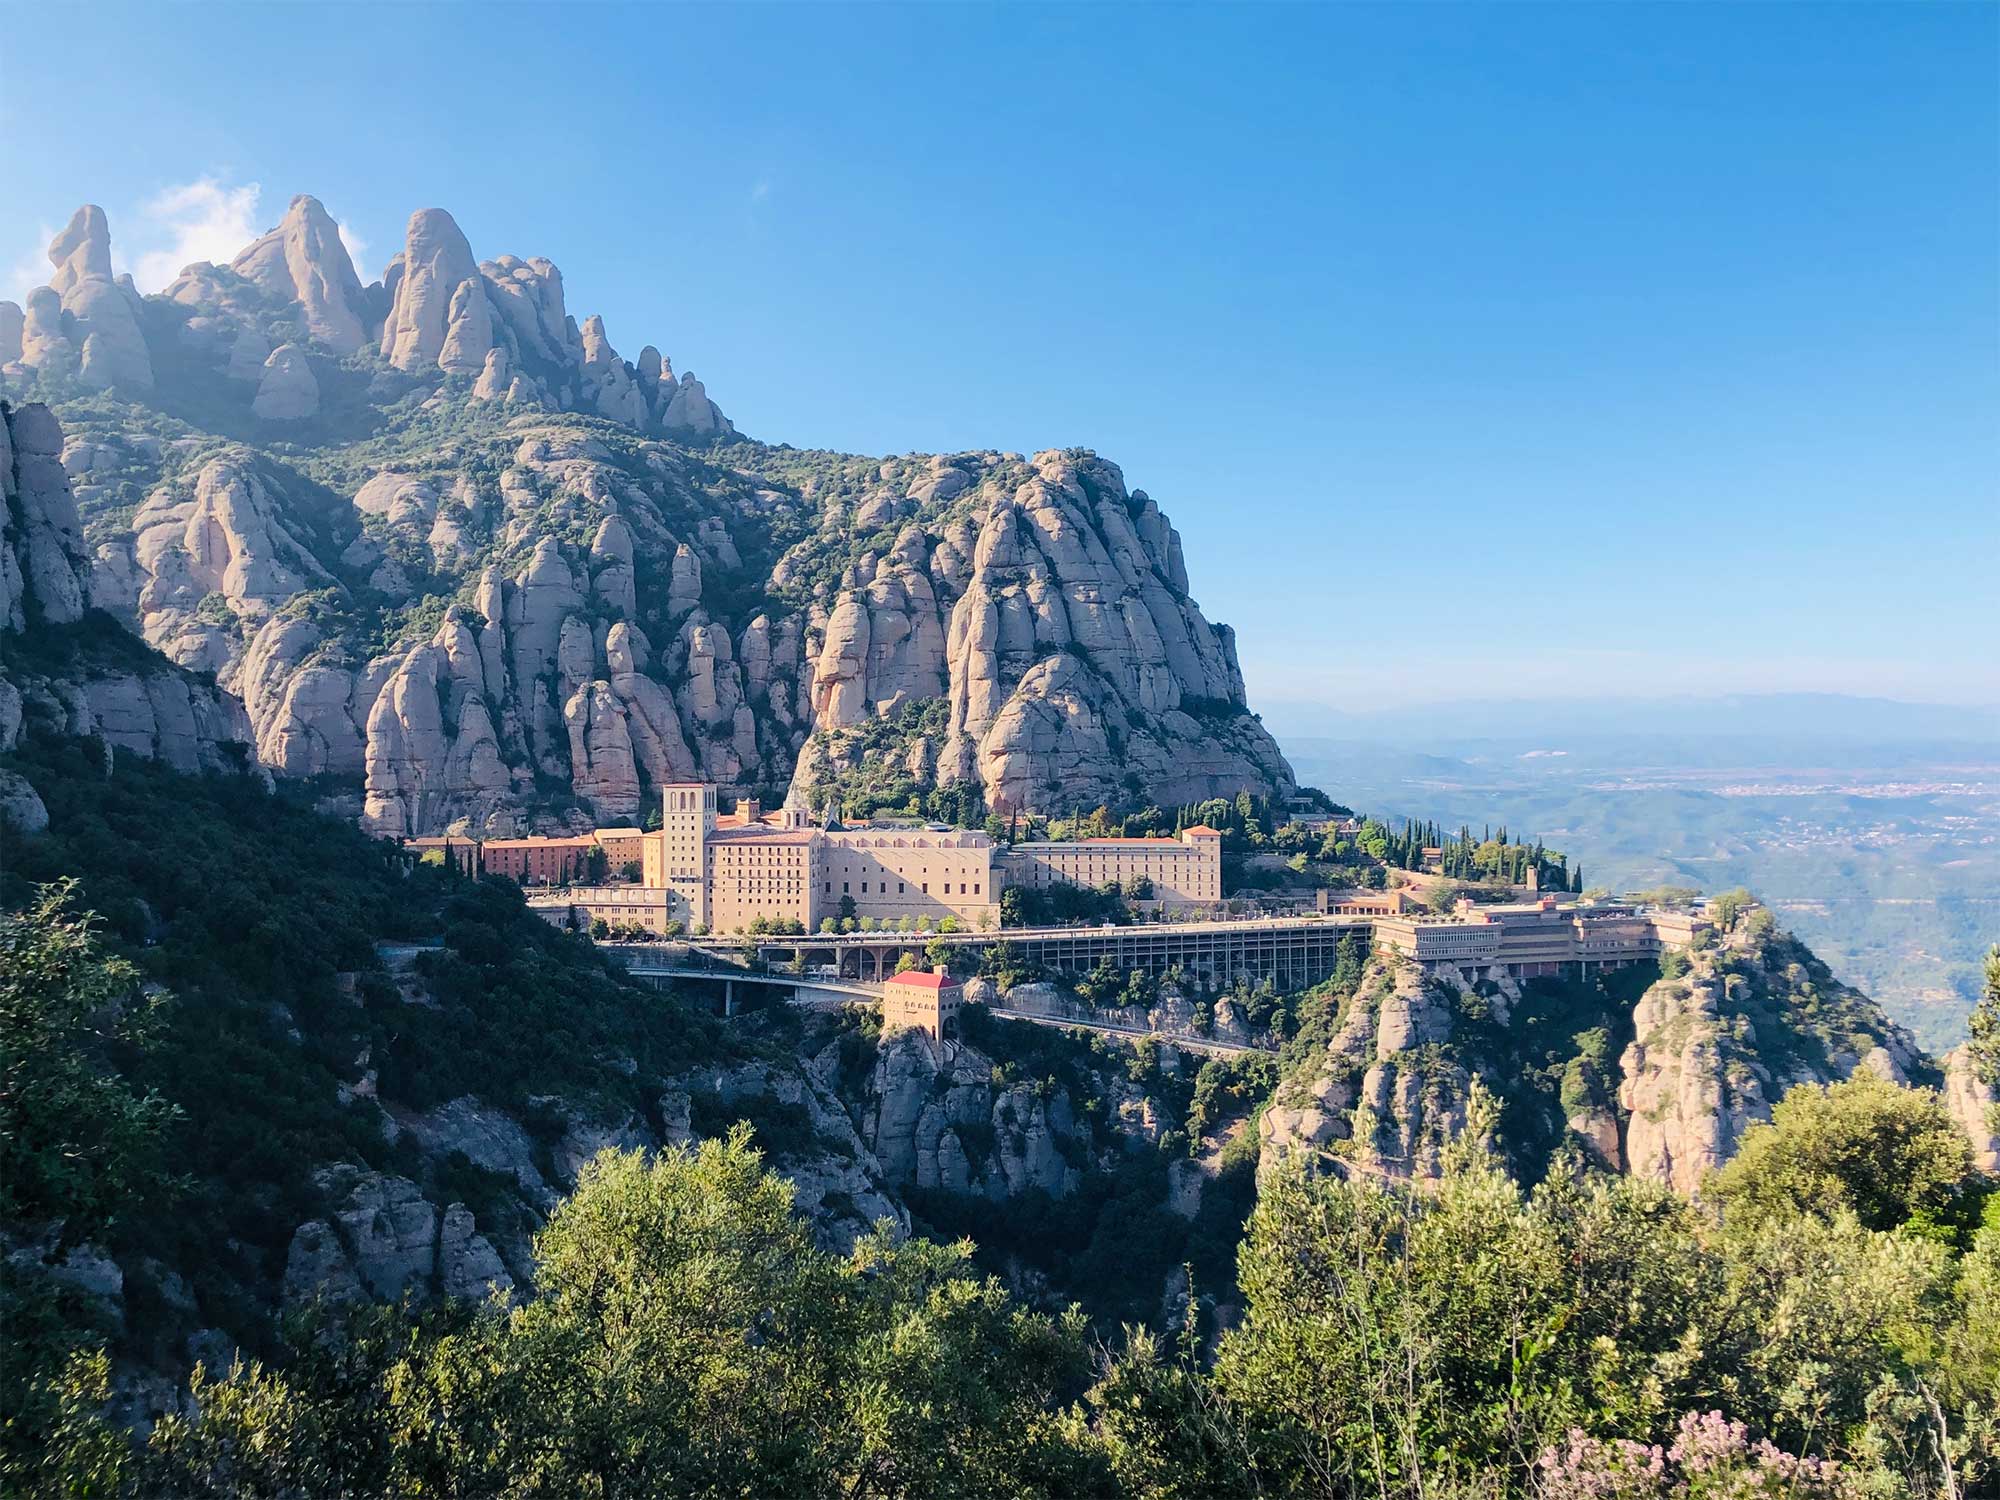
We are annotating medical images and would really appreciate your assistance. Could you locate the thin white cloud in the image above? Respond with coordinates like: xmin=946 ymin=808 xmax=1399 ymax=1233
xmin=337 ymin=220 xmax=370 ymax=276
xmin=129 ymin=177 xmax=263 ymax=292
xmin=3 ymin=223 xmax=58 ymax=306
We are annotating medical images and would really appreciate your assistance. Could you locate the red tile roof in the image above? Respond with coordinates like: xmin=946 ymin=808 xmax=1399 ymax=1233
xmin=884 ymin=970 xmax=959 ymax=991
xmin=1181 ymin=825 xmax=1223 ymax=836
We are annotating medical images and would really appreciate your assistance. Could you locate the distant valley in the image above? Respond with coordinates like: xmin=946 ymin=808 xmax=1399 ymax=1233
xmin=1271 ymin=694 xmax=2000 ymax=1051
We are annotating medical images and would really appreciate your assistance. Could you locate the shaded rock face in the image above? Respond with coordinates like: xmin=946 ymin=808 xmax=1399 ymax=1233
xmin=823 ymin=1028 xmax=1168 ymax=1206
xmin=670 ymin=1060 xmax=907 ymax=1253
xmin=0 ymin=766 xmax=48 ymax=833
xmin=281 ymin=1167 xmax=514 ymax=1309
xmin=1944 ymin=1045 xmax=2000 ymax=1174
xmin=1 ymin=400 xmax=90 ymax=629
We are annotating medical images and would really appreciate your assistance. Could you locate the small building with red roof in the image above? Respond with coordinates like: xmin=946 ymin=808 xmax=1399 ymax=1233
xmin=881 ymin=966 xmax=963 ymax=1042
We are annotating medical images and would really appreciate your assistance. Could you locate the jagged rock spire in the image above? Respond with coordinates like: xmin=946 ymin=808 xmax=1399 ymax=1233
xmin=231 ymin=194 xmax=368 ymax=354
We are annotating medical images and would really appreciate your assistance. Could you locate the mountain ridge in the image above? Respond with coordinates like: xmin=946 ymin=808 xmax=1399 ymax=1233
xmin=2 ymin=197 xmax=1294 ymax=831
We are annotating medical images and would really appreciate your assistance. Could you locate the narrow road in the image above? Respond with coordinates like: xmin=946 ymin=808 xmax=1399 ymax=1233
xmin=985 ymin=1007 xmax=1276 ymax=1058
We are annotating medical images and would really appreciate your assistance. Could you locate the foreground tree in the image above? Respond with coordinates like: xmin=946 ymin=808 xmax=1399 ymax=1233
xmin=1 ymin=883 xmax=179 ymax=1498
xmin=147 ymin=1129 xmax=1107 ymax=1499
xmin=1708 ymin=1072 xmax=1982 ymax=1242
xmin=0 ymin=880 xmax=177 ymax=1245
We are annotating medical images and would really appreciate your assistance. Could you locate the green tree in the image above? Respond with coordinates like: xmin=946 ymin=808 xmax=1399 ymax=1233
xmin=0 ymin=881 xmax=179 ymax=1246
xmin=1967 ymin=943 xmax=2000 ymax=1086
xmin=1709 ymin=1073 xmax=1980 ymax=1241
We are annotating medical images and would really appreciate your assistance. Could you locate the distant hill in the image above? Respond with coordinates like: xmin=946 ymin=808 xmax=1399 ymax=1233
xmin=1277 ymin=707 xmax=2000 ymax=1050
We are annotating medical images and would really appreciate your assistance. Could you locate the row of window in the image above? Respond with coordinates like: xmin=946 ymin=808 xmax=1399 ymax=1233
xmin=825 ymin=880 xmax=983 ymax=896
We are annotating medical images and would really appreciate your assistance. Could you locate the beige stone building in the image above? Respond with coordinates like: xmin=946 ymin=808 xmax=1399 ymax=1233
xmin=818 ymin=827 xmax=1000 ymax=929
xmin=513 ymin=786 xmax=1232 ymax=938
xmin=1004 ymin=826 xmax=1223 ymax=910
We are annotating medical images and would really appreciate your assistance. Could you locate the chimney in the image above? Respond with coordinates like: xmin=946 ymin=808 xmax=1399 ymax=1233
xmin=742 ymin=796 xmax=761 ymax=823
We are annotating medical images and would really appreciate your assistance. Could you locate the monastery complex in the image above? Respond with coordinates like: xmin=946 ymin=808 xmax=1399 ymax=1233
xmin=406 ymin=781 xmax=1225 ymax=936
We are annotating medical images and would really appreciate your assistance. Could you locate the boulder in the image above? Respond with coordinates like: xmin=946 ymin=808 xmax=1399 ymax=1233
xmin=0 ymin=768 xmax=48 ymax=834
xmin=251 ymin=343 xmax=320 ymax=420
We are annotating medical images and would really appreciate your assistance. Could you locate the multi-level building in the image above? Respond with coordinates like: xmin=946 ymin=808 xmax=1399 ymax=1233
xmin=1372 ymin=896 xmax=1711 ymax=979
xmin=1005 ymin=827 xmax=1223 ymax=909
xmin=479 ymin=834 xmax=596 ymax=885
xmin=628 ymin=782 xmax=1002 ymax=933
xmin=448 ymin=784 xmax=1222 ymax=935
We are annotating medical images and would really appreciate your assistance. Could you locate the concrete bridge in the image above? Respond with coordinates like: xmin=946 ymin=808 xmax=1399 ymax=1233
xmin=616 ymin=912 xmax=1370 ymax=991
xmin=611 ymin=944 xmax=1284 ymax=1056
xmin=617 ymin=958 xmax=882 ymax=1013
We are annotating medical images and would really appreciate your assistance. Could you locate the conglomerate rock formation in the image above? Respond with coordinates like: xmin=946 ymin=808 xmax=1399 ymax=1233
xmin=2 ymin=197 xmax=1292 ymax=833
xmin=1256 ymin=915 xmax=1932 ymax=1195
xmin=0 ymin=400 xmax=249 ymax=769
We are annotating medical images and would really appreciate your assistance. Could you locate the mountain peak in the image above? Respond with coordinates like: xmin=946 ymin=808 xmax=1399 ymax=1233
xmin=47 ymin=204 xmax=113 ymax=296
xmin=230 ymin=193 xmax=367 ymax=354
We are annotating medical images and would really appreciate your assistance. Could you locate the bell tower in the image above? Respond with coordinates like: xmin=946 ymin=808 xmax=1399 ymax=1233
xmin=658 ymin=782 xmax=717 ymax=928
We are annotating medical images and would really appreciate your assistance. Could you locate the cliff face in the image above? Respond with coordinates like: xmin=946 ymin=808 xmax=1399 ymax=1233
xmin=1616 ymin=920 xmax=1929 ymax=1194
xmin=0 ymin=400 xmax=251 ymax=771
xmin=2 ymin=198 xmax=1292 ymax=830
xmin=1258 ymin=915 xmax=1934 ymax=1194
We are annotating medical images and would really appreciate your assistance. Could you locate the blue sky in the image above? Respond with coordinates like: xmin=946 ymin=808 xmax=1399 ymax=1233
xmin=6 ymin=2 xmax=1995 ymax=711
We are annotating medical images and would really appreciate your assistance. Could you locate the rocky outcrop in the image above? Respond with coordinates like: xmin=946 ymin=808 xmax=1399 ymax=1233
xmin=794 ymin=449 xmax=1293 ymax=815
xmin=0 ymin=767 xmax=48 ymax=833
xmin=36 ymin=206 xmax=154 ymax=391
xmin=380 ymin=208 xmax=492 ymax=375
xmin=1617 ymin=921 xmax=1927 ymax=1196
xmin=675 ymin=1059 xmax=905 ymax=1252
xmin=0 ymin=301 xmax=23 ymax=371
xmin=1 ymin=406 xmax=253 ymax=770
xmin=98 ymin=453 xmax=332 ymax=677
xmin=362 ymin=618 xmax=511 ymax=837
xmin=1617 ymin=967 xmax=1773 ymax=1196
xmin=251 ymin=343 xmax=319 ymax=421
xmin=1944 ymin=1045 xmax=1999 ymax=1175
xmin=824 ymin=1026 xmax=1178 ymax=1206
xmin=230 ymin=194 xmax=368 ymax=355
xmin=661 ymin=370 xmax=733 ymax=437
xmin=2 ymin=401 xmax=90 ymax=628
xmin=281 ymin=1168 xmax=513 ymax=1309
xmin=12 ymin=197 xmax=1289 ymax=832
xmin=1259 ymin=958 xmax=1474 ymax=1183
